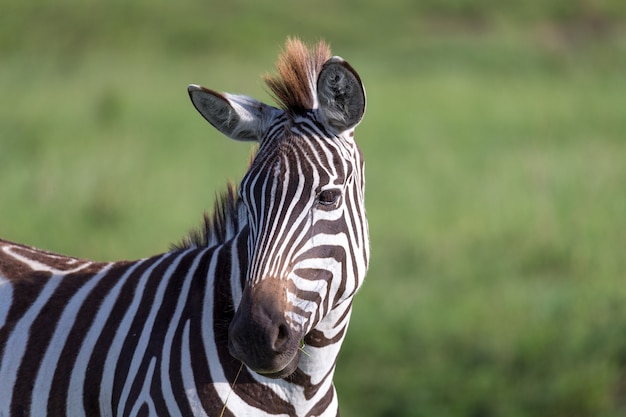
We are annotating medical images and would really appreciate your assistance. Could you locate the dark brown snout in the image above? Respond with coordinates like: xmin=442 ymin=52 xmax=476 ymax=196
xmin=228 ymin=278 xmax=302 ymax=378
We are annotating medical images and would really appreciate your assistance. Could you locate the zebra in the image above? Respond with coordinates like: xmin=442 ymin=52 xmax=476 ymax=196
xmin=0 ymin=38 xmax=368 ymax=417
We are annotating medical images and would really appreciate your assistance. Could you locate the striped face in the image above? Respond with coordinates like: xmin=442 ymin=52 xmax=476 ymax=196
xmin=189 ymin=54 xmax=368 ymax=378
xmin=231 ymin=121 xmax=368 ymax=377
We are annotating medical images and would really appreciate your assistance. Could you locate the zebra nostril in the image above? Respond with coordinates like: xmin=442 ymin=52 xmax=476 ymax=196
xmin=273 ymin=322 xmax=291 ymax=352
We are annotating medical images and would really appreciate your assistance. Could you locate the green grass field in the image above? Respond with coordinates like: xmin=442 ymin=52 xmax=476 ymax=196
xmin=2 ymin=1 xmax=626 ymax=415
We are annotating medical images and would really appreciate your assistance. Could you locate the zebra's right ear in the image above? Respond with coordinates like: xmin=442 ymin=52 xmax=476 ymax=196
xmin=188 ymin=85 xmax=280 ymax=142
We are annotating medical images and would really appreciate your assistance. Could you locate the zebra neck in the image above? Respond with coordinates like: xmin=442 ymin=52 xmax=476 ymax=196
xmin=299 ymin=300 xmax=354 ymax=384
xmin=269 ymin=303 xmax=354 ymax=414
xmin=194 ymin=231 xmax=345 ymax=415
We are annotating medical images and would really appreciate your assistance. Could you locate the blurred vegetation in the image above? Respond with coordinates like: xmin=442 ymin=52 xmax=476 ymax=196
xmin=2 ymin=0 xmax=626 ymax=416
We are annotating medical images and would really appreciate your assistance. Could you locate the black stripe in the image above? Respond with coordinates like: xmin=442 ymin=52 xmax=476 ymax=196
xmin=48 ymin=261 xmax=133 ymax=414
xmin=83 ymin=254 xmax=169 ymax=414
xmin=120 ymin=250 xmax=197 ymax=417
xmin=10 ymin=262 xmax=105 ymax=415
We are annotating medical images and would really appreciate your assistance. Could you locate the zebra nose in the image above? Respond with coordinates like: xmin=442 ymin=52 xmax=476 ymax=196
xmin=275 ymin=321 xmax=291 ymax=351
xmin=229 ymin=302 xmax=293 ymax=358
xmin=228 ymin=282 xmax=300 ymax=377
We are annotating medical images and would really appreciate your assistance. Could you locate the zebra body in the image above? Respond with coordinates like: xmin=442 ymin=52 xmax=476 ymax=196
xmin=0 ymin=38 xmax=368 ymax=416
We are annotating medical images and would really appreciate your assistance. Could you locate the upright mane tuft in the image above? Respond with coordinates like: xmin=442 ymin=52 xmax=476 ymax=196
xmin=264 ymin=38 xmax=331 ymax=114
xmin=173 ymin=182 xmax=241 ymax=250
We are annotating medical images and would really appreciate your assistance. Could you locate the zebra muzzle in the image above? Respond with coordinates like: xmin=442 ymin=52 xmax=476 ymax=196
xmin=228 ymin=278 xmax=303 ymax=379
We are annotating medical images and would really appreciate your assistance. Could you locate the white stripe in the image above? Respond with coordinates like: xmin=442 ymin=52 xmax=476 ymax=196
xmin=0 ymin=274 xmax=13 ymax=329
xmin=127 ymin=356 xmax=158 ymax=417
xmin=31 ymin=263 xmax=113 ymax=416
xmin=160 ymin=248 xmax=209 ymax=415
xmin=0 ymin=273 xmax=65 ymax=414
xmin=202 ymin=248 xmax=290 ymax=417
xmin=180 ymin=320 xmax=209 ymax=417
xmin=229 ymin=240 xmax=243 ymax=309
xmin=98 ymin=253 xmax=169 ymax=415
xmin=66 ymin=261 xmax=144 ymax=417
xmin=200 ymin=251 xmax=236 ymax=410
xmin=116 ymin=250 xmax=189 ymax=416
xmin=1 ymin=244 xmax=91 ymax=275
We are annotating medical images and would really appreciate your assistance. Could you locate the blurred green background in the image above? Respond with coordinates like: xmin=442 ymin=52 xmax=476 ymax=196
xmin=2 ymin=0 xmax=626 ymax=415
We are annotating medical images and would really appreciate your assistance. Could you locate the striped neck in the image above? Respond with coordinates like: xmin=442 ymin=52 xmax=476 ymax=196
xmin=195 ymin=221 xmax=346 ymax=416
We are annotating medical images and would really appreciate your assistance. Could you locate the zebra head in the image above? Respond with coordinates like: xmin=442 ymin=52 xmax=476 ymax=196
xmin=188 ymin=40 xmax=368 ymax=379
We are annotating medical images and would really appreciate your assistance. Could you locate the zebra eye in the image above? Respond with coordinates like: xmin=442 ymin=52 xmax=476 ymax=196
xmin=317 ymin=189 xmax=342 ymax=207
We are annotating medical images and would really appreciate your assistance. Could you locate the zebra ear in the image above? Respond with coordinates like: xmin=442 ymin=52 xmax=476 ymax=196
xmin=188 ymin=85 xmax=280 ymax=142
xmin=316 ymin=57 xmax=366 ymax=133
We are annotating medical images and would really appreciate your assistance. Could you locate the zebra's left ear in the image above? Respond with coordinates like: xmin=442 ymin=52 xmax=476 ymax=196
xmin=188 ymin=85 xmax=281 ymax=142
xmin=316 ymin=57 xmax=366 ymax=134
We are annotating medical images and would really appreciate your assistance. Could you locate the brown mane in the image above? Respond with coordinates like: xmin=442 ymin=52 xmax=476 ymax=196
xmin=264 ymin=38 xmax=331 ymax=114
xmin=173 ymin=182 xmax=240 ymax=250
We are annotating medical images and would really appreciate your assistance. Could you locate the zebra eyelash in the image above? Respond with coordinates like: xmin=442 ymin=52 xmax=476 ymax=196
xmin=316 ymin=188 xmax=342 ymax=208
